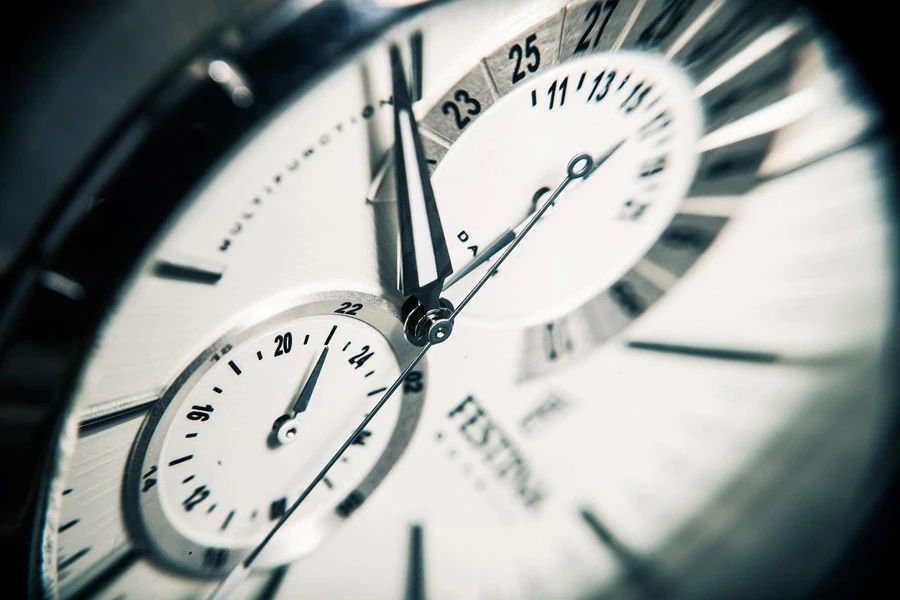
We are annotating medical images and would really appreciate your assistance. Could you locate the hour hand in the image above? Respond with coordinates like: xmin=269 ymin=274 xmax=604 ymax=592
xmin=390 ymin=44 xmax=452 ymax=311
xmin=272 ymin=346 xmax=329 ymax=446
xmin=290 ymin=345 xmax=329 ymax=417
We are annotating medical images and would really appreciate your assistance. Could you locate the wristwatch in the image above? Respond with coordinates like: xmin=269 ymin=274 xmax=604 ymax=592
xmin=1 ymin=0 xmax=897 ymax=598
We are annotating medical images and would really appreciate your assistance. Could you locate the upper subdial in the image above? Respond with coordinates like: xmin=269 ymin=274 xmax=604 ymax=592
xmin=434 ymin=51 xmax=704 ymax=327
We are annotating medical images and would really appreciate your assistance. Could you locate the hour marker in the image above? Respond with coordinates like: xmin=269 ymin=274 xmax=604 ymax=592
xmin=169 ymin=455 xmax=194 ymax=467
xmin=270 ymin=498 xmax=287 ymax=520
xmin=632 ymin=258 xmax=679 ymax=291
xmin=698 ymin=90 xmax=818 ymax=154
xmin=678 ymin=196 xmax=740 ymax=218
xmin=79 ymin=389 xmax=161 ymax=431
xmin=365 ymin=370 xmax=375 ymax=378
xmin=580 ymin=508 xmax=622 ymax=551
xmin=366 ymin=155 xmax=393 ymax=203
xmin=324 ymin=325 xmax=337 ymax=346
xmin=351 ymin=430 xmax=372 ymax=446
xmin=58 ymin=519 xmax=80 ymax=533
xmin=368 ymin=387 xmax=387 ymax=397
xmin=410 ymin=30 xmax=424 ymax=102
xmin=694 ymin=21 xmax=802 ymax=98
xmin=259 ymin=566 xmax=289 ymax=600
xmin=531 ymin=90 xmax=537 ymax=107
xmin=662 ymin=0 xmax=723 ymax=59
xmin=343 ymin=341 xmax=351 ymax=352
xmin=58 ymin=547 xmax=91 ymax=571
xmin=762 ymin=136 xmax=871 ymax=182
xmin=186 ymin=433 xmax=198 ymax=439
xmin=304 ymin=335 xmax=310 ymax=345
xmin=580 ymin=508 xmax=655 ymax=587
xmin=405 ymin=524 xmax=425 ymax=600
xmin=213 ymin=387 xmax=223 ymax=394
xmin=544 ymin=321 xmax=573 ymax=361
xmin=67 ymin=549 xmax=137 ymax=593
xmin=221 ymin=510 xmax=235 ymax=531
xmin=40 ymin=270 xmax=85 ymax=301
xmin=257 ymin=351 xmax=264 ymax=360
xmin=324 ymin=477 xmax=334 ymax=489
xmin=183 ymin=475 xmax=196 ymax=484
xmin=228 ymin=360 xmax=242 ymax=375
xmin=153 ymin=255 xmax=225 ymax=284
xmin=627 ymin=341 xmax=779 ymax=363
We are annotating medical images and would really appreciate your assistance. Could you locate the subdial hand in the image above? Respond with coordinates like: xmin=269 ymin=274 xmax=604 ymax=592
xmin=271 ymin=346 xmax=329 ymax=446
xmin=443 ymin=139 xmax=626 ymax=290
xmin=390 ymin=44 xmax=453 ymax=312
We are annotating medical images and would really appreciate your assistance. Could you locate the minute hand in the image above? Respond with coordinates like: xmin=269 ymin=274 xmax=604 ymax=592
xmin=391 ymin=44 xmax=452 ymax=310
xmin=443 ymin=140 xmax=625 ymax=291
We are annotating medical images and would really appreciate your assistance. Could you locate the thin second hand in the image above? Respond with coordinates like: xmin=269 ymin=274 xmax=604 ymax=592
xmin=449 ymin=153 xmax=593 ymax=320
xmin=212 ymin=153 xmax=593 ymax=599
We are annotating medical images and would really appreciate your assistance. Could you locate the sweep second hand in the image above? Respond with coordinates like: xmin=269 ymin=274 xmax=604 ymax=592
xmin=209 ymin=151 xmax=598 ymax=599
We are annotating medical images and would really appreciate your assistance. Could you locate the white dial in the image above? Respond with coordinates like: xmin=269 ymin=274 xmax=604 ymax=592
xmin=29 ymin=0 xmax=894 ymax=598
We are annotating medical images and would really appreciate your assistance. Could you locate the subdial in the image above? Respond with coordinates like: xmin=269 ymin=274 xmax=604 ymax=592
xmin=128 ymin=293 xmax=426 ymax=575
xmin=434 ymin=51 xmax=704 ymax=327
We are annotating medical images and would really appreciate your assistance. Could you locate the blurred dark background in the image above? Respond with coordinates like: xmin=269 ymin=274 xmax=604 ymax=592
xmin=0 ymin=0 xmax=266 ymax=273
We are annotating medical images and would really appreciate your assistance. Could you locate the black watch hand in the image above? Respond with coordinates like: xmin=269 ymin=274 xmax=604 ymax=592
xmin=271 ymin=345 xmax=330 ymax=446
xmin=390 ymin=44 xmax=452 ymax=311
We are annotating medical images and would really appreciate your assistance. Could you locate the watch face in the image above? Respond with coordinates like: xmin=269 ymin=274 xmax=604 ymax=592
xmin=1 ymin=0 xmax=897 ymax=598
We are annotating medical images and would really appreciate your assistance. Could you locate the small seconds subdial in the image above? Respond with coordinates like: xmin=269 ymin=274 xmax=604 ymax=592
xmin=128 ymin=293 xmax=426 ymax=576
